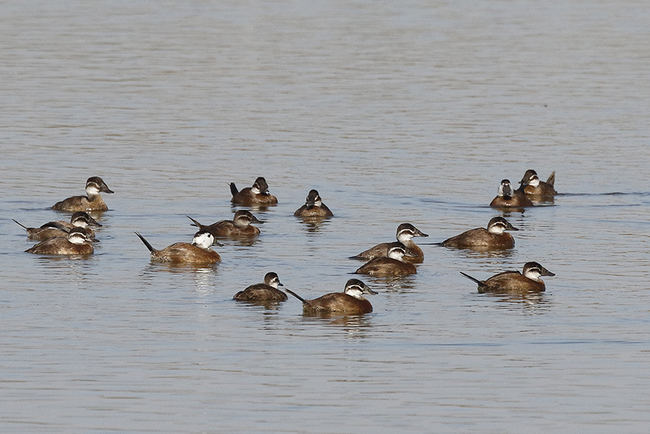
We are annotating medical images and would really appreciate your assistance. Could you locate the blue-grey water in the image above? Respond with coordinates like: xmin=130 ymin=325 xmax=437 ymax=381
xmin=1 ymin=1 xmax=649 ymax=432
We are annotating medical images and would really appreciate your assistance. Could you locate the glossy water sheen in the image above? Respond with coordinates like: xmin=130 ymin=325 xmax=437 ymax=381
xmin=2 ymin=1 xmax=649 ymax=432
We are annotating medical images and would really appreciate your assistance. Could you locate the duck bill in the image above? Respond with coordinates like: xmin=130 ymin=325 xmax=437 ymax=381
xmin=541 ymin=267 xmax=555 ymax=277
xmin=507 ymin=224 xmax=519 ymax=231
xmin=87 ymin=215 xmax=102 ymax=227
xmin=364 ymin=286 xmax=378 ymax=295
xmin=101 ymin=183 xmax=114 ymax=194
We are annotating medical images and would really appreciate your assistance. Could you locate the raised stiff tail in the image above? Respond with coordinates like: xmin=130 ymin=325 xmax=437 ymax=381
xmin=186 ymin=215 xmax=203 ymax=229
xmin=135 ymin=232 xmax=155 ymax=253
xmin=460 ymin=271 xmax=484 ymax=286
xmin=284 ymin=288 xmax=308 ymax=305
xmin=12 ymin=219 xmax=28 ymax=229
xmin=546 ymin=171 xmax=556 ymax=187
xmin=229 ymin=182 xmax=239 ymax=197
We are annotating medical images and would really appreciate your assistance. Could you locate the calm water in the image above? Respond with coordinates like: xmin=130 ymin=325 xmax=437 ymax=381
xmin=1 ymin=0 xmax=649 ymax=432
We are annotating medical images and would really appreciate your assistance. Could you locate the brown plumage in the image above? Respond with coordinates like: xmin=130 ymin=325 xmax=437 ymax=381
xmin=25 ymin=228 xmax=93 ymax=255
xmin=519 ymin=170 xmax=557 ymax=201
xmin=284 ymin=279 xmax=376 ymax=315
xmin=187 ymin=210 xmax=261 ymax=239
xmin=460 ymin=262 xmax=555 ymax=293
xmin=355 ymin=246 xmax=417 ymax=277
xmin=355 ymin=257 xmax=417 ymax=277
xmin=294 ymin=189 xmax=333 ymax=218
xmin=52 ymin=176 xmax=113 ymax=212
xmin=14 ymin=211 xmax=101 ymax=241
xmin=135 ymin=231 xmax=220 ymax=265
xmin=233 ymin=272 xmax=287 ymax=302
xmin=489 ymin=179 xmax=533 ymax=209
xmin=229 ymin=177 xmax=278 ymax=206
xmin=441 ymin=217 xmax=518 ymax=250
xmin=351 ymin=223 xmax=428 ymax=264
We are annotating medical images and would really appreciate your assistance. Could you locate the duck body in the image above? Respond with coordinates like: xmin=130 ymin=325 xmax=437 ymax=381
xmin=442 ymin=217 xmax=518 ymax=250
xmin=230 ymin=177 xmax=278 ymax=206
xmin=14 ymin=211 xmax=101 ymax=241
xmin=489 ymin=179 xmax=533 ymax=209
xmin=25 ymin=228 xmax=94 ymax=255
xmin=233 ymin=272 xmax=287 ymax=302
xmin=187 ymin=210 xmax=261 ymax=239
xmin=135 ymin=231 xmax=220 ymax=265
xmin=355 ymin=257 xmax=417 ymax=277
xmin=14 ymin=222 xmax=68 ymax=241
xmin=443 ymin=228 xmax=514 ymax=249
xmin=234 ymin=283 xmax=287 ymax=302
xmin=294 ymin=189 xmax=333 ymax=218
xmin=461 ymin=262 xmax=555 ymax=293
xmin=301 ymin=292 xmax=373 ymax=315
xmin=519 ymin=170 xmax=557 ymax=201
xmin=52 ymin=176 xmax=113 ymax=212
xmin=284 ymin=279 xmax=376 ymax=315
xmin=351 ymin=223 xmax=428 ymax=264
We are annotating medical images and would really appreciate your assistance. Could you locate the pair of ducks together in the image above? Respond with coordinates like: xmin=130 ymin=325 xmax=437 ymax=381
xmin=15 ymin=176 xmax=114 ymax=255
xmin=490 ymin=169 xmax=557 ymax=209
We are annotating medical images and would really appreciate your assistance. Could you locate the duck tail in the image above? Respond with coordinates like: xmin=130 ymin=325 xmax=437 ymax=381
xmin=229 ymin=182 xmax=239 ymax=197
xmin=546 ymin=171 xmax=556 ymax=187
xmin=460 ymin=271 xmax=484 ymax=287
xmin=12 ymin=219 xmax=28 ymax=229
xmin=187 ymin=215 xmax=203 ymax=229
xmin=284 ymin=288 xmax=308 ymax=305
xmin=135 ymin=232 xmax=155 ymax=253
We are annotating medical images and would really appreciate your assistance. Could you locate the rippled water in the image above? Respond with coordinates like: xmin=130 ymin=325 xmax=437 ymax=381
xmin=1 ymin=0 xmax=649 ymax=432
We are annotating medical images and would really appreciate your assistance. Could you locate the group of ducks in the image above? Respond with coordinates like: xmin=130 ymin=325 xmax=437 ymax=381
xmin=15 ymin=171 xmax=557 ymax=316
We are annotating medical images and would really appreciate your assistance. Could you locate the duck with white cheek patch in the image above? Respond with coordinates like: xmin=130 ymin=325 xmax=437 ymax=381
xmin=135 ymin=230 xmax=221 ymax=265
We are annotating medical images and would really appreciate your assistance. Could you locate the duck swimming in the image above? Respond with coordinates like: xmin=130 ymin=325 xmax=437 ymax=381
xmin=441 ymin=216 xmax=518 ymax=250
xmin=518 ymin=169 xmax=557 ymax=201
xmin=354 ymin=245 xmax=417 ymax=277
xmin=350 ymin=223 xmax=428 ymax=264
xmin=135 ymin=230 xmax=221 ymax=265
xmin=229 ymin=177 xmax=278 ymax=207
xmin=460 ymin=261 xmax=555 ymax=293
xmin=294 ymin=189 xmax=333 ymax=218
xmin=25 ymin=227 xmax=94 ymax=256
xmin=489 ymin=179 xmax=533 ymax=209
xmin=284 ymin=279 xmax=376 ymax=315
xmin=52 ymin=176 xmax=114 ymax=212
xmin=233 ymin=272 xmax=288 ymax=303
xmin=13 ymin=211 xmax=101 ymax=241
xmin=187 ymin=210 xmax=262 ymax=239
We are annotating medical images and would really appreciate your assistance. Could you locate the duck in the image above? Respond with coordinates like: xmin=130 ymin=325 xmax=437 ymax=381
xmin=354 ymin=245 xmax=417 ymax=277
xmin=52 ymin=176 xmax=114 ymax=212
xmin=460 ymin=261 xmax=555 ymax=293
xmin=294 ymin=189 xmax=333 ymax=218
xmin=489 ymin=179 xmax=533 ymax=209
xmin=233 ymin=272 xmax=288 ymax=302
xmin=518 ymin=169 xmax=557 ymax=201
xmin=350 ymin=223 xmax=428 ymax=264
xmin=13 ymin=211 xmax=102 ymax=241
xmin=135 ymin=230 xmax=221 ymax=265
xmin=25 ymin=227 xmax=94 ymax=255
xmin=187 ymin=210 xmax=262 ymax=239
xmin=441 ymin=216 xmax=518 ymax=250
xmin=229 ymin=177 xmax=278 ymax=206
xmin=284 ymin=279 xmax=376 ymax=315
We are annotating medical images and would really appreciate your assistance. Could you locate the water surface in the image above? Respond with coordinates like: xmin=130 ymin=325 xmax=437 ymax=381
xmin=1 ymin=1 xmax=649 ymax=432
